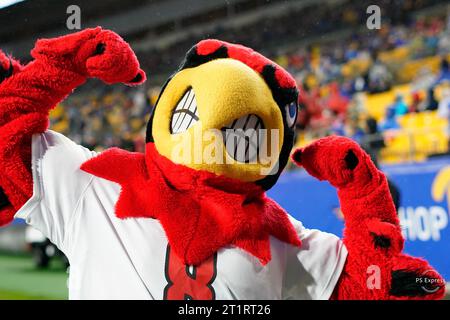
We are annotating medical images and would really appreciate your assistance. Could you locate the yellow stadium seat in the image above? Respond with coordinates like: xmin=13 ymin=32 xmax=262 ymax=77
xmin=365 ymin=84 xmax=411 ymax=121
xmin=381 ymin=111 xmax=448 ymax=163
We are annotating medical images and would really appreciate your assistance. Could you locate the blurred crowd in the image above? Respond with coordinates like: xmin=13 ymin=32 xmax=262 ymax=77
xmin=290 ymin=13 xmax=450 ymax=134
xmin=136 ymin=0 xmax=442 ymax=76
xmin=53 ymin=0 xmax=450 ymax=164
xmin=54 ymin=85 xmax=153 ymax=153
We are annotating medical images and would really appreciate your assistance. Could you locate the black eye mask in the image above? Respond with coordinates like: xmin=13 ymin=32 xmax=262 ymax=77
xmin=0 ymin=187 xmax=10 ymax=208
xmin=0 ymin=57 xmax=14 ymax=84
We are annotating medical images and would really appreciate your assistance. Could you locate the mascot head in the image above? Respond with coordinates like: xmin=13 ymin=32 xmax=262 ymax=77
xmin=146 ymin=40 xmax=299 ymax=190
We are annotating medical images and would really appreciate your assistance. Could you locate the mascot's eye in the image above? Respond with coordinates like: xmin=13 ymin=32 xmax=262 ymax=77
xmin=285 ymin=101 xmax=298 ymax=128
xmin=93 ymin=43 xmax=106 ymax=56
xmin=171 ymin=88 xmax=199 ymax=134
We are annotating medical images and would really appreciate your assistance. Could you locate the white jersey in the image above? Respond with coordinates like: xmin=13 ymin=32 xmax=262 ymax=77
xmin=15 ymin=130 xmax=348 ymax=300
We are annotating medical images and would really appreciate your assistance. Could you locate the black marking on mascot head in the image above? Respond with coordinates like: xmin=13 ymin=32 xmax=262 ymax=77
xmin=0 ymin=57 xmax=14 ymax=84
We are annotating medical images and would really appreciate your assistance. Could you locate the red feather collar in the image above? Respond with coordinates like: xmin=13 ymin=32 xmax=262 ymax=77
xmin=81 ymin=143 xmax=301 ymax=266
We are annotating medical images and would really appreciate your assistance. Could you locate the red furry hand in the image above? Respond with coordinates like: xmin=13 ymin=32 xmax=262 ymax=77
xmin=292 ymin=135 xmax=381 ymax=192
xmin=292 ymin=136 xmax=445 ymax=299
xmin=31 ymin=27 xmax=146 ymax=85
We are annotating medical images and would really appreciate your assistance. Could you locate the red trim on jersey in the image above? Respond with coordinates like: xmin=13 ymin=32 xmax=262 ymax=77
xmin=81 ymin=143 xmax=301 ymax=266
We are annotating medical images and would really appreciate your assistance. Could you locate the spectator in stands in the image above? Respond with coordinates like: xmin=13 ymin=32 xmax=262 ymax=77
xmin=409 ymin=92 xmax=424 ymax=113
xmin=367 ymin=58 xmax=392 ymax=94
xmin=438 ymin=82 xmax=450 ymax=141
xmin=341 ymin=116 xmax=365 ymax=144
xmin=425 ymin=87 xmax=439 ymax=111
xmin=361 ymin=117 xmax=385 ymax=164
xmin=411 ymin=66 xmax=436 ymax=91
xmin=392 ymin=94 xmax=409 ymax=116
xmin=438 ymin=30 xmax=450 ymax=55
xmin=380 ymin=106 xmax=400 ymax=131
xmin=344 ymin=41 xmax=359 ymax=61
xmin=326 ymin=82 xmax=349 ymax=115
xmin=435 ymin=58 xmax=450 ymax=85
xmin=349 ymin=92 xmax=366 ymax=114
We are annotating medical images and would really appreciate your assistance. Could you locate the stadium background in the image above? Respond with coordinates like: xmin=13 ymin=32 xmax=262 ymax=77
xmin=0 ymin=0 xmax=449 ymax=299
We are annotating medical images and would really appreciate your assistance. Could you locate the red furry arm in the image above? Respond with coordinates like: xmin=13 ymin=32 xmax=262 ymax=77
xmin=0 ymin=28 xmax=145 ymax=227
xmin=0 ymin=51 xmax=86 ymax=226
xmin=292 ymin=136 xmax=445 ymax=300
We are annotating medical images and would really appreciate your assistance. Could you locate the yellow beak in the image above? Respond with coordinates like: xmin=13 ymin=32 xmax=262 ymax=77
xmin=152 ymin=58 xmax=284 ymax=182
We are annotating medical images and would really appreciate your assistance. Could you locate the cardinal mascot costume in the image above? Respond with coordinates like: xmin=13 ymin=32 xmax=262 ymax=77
xmin=0 ymin=28 xmax=445 ymax=300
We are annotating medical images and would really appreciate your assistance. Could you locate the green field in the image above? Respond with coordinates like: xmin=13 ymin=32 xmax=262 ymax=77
xmin=0 ymin=254 xmax=67 ymax=300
